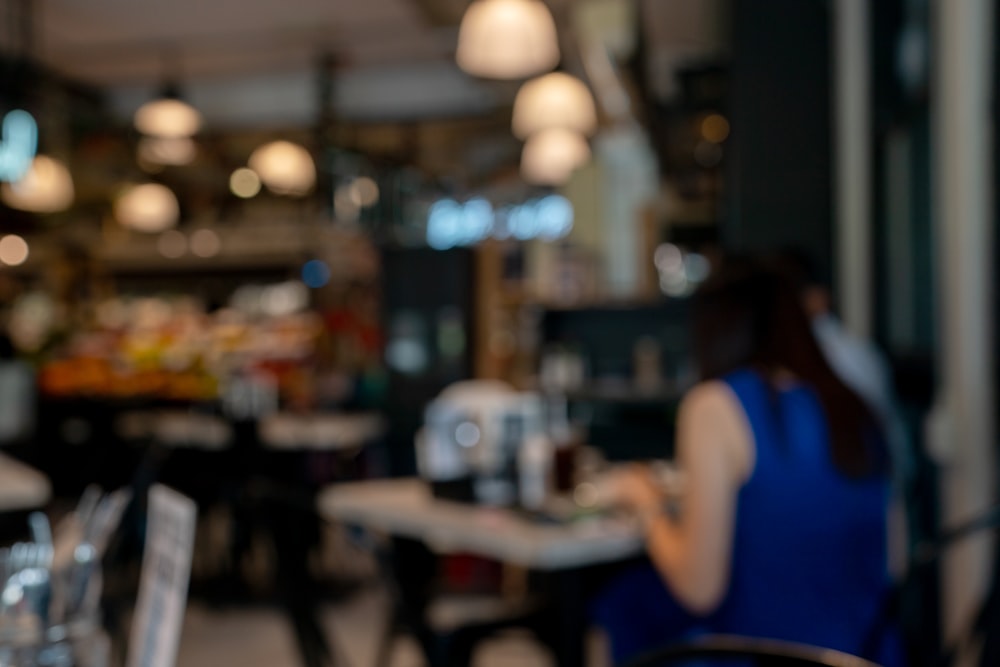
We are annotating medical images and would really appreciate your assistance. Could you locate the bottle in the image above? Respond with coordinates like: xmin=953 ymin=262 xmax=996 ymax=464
xmin=518 ymin=394 xmax=552 ymax=511
xmin=519 ymin=433 xmax=552 ymax=511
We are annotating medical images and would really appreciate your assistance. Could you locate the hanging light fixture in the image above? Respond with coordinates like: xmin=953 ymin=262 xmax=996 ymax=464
xmin=512 ymin=72 xmax=598 ymax=139
xmin=134 ymin=83 xmax=202 ymax=139
xmin=248 ymin=141 xmax=316 ymax=196
xmin=520 ymin=128 xmax=591 ymax=186
xmin=114 ymin=183 xmax=180 ymax=233
xmin=456 ymin=0 xmax=560 ymax=80
xmin=0 ymin=155 xmax=74 ymax=213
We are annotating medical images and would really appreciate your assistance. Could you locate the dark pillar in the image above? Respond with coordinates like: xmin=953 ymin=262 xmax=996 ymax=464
xmin=724 ymin=0 xmax=833 ymax=280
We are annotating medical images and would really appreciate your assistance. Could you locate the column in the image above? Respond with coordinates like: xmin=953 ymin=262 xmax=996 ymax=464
xmin=930 ymin=0 xmax=996 ymax=642
xmin=833 ymin=0 xmax=873 ymax=338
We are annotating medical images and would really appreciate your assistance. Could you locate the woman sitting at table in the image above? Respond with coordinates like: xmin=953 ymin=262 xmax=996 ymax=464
xmin=593 ymin=259 xmax=901 ymax=666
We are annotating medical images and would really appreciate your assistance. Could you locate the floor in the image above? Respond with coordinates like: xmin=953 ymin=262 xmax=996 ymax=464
xmin=174 ymin=586 xmax=610 ymax=667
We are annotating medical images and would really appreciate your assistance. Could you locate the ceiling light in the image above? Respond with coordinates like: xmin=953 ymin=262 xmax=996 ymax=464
xmin=248 ymin=141 xmax=316 ymax=196
xmin=134 ymin=96 xmax=202 ymax=139
xmin=115 ymin=183 xmax=180 ymax=233
xmin=456 ymin=0 xmax=560 ymax=80
xmin=512 ymin=72 xmax=597 ymax=139
xmin=0 ymin=155 xmax=74 ymax=213
xmin=520 ymin=128 xmax=591 ymax=186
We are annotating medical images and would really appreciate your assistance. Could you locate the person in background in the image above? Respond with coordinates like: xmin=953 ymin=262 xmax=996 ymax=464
xmin=774 ymin=249 xmax=904 ymax=457
xmin=592 ymin=259 xmax=901 ymax=666
xmin=774 ymin=249 xmax=912 ymax=576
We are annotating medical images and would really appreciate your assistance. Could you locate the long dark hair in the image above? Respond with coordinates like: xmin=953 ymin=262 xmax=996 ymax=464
xmin=692 ymin=258 xmax=884 ymax=477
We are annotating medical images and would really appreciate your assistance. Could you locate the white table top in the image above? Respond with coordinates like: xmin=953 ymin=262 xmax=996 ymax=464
xmin=0 ymin=452 xmax=51 ymax=511
xmin=318 ymin=478 xmax=644 ymax=570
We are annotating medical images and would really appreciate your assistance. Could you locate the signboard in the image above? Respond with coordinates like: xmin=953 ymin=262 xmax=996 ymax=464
xmin=126 ymin=485 xmax=198 ymax=667
xmin=0 ymin=109 xmax=37 ymax=183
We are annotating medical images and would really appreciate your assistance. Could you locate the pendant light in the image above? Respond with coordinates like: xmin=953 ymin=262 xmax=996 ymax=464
xmin=512 ymin=72 xmax=598 ymax=139
xmin=520 ymin=127 xmax=590 ymax=186
xmin=0 ymin=3 xmax=75 ymax=214
xmin=456 ymin=0 xmax=560 ymax=80
xmin=248 ymin=141 xmax=316 ymax=196
xmin=134 ymin=64 xmax=202 ymax=141
xmin=1 ymin=155 xmax=74 ymax=213
xmin=134 ymin=93 xmax=201 ymax=139
xmin=114 ymin=183 xmax=180 ymax=233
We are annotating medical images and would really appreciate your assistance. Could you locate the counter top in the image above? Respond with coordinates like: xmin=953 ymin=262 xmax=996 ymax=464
xmin=0 ymin=452 xmax=51 ymax=511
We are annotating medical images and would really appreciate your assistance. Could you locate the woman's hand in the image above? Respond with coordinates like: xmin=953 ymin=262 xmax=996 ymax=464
xmin=613 ymin=464 xmax=664 ymax=514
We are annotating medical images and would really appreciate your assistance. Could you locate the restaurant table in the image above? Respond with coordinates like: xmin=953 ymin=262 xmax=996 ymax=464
xmin=318 ymin=478 xmax=645 ymax=667
xmin=259 ymin=412 xmax=385 ymax=452
xmin=0 ymin=451 xmax=51 ymax=511
xmin=252 ymin=412 xmax=386 ymax=667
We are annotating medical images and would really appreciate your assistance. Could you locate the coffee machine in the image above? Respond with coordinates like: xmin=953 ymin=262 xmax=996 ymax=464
xmin=416 ymin=380 xmax=544 ymax=506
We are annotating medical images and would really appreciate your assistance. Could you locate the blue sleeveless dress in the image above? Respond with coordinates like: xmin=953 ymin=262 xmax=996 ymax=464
xmin=592 ymin=368 xmax=900 ymax=665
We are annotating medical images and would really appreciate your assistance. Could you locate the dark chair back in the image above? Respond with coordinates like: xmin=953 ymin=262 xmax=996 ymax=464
xmin=623 ymin=635 xmax=881 ymax=667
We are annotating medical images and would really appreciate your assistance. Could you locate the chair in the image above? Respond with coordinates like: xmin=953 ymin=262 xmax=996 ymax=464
xmin=622 ymin=634 xmax=880 ymax=667
xmin=625 ymin=503 xmax=1000 ymax=667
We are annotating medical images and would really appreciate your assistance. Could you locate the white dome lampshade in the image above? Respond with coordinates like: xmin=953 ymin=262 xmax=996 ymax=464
xmin=456 ymin=0 xmax=560 ymax=80
xmin=520 ymin=128 xmax=591 ymax=186
xmin=115 ymin=183 xmax=180 ymax=233
xmin=512 ymin=72 xmax=598 ymax=139
xmin=134 ymin=97 xmax=202 ymax=139
xmin=0 ymin=155 xmax=75 ymax=213
xmin=248 ymin=141 xmax=316 ymax=196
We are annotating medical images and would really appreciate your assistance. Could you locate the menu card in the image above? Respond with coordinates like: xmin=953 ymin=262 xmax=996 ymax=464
xmin=126 ymin=485 xmax=197 ymax=667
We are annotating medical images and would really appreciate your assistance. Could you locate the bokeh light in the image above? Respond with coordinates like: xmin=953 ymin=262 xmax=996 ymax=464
xmin=229 ymin=168 xmax=261 ymax=199
xmin=349 ymin=177 xmax=380 ymax=207
xmin=0 ymin=235 xmax=29 ymax=266
xmin=0 ymin=155 xmax=74 ymax=213
xmin=248 ymin=141 xmax=315 ymax=196
xmin=456 ymin=0 xmax=560 ymax=80
xmin=654 ymin=244 xmax=684 ymax=273
xmin=114 ymin=183 xmax=179 ymax=233
xmin=190 ymin=229 xmax=221 ymax=258
xmin=335 ymin=184 xmax=361 ymax=222
xmin=261 ymin=281 xmax=309 ymax=316
xmin=157 ymin=230 xmax=187 ymax=259
xmin=302 ymin=259 xmax=331 ymax=289
xmin=134 ymin=98 xmax=202 ymax=139
xmin=427 ymin=195 xmax=573 ymax=248
xmin=701 ymin=114 xmax=731 ymax=143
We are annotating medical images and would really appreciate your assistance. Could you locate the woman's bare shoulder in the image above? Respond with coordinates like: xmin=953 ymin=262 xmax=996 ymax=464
xmin=678 ymin=380 xmax=754 ymax=480
xmin=679 ymin=380 xmax=741 ymax=417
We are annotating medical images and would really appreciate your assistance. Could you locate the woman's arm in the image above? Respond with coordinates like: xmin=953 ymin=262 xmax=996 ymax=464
xmin=618 ymin=381 xmax=753 ymax=615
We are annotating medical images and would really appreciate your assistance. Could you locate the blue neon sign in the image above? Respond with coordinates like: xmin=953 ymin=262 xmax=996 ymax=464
xmin=427 ymin=194 xmax=573 ymax=250
xmin=0 ymin=110 xmax=38 ymax=183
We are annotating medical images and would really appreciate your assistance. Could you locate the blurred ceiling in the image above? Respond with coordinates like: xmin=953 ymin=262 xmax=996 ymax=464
xmin=20 ymin=0 xmax=726 ymax=127
xmin=39 ymin=0 xmax=451 ymax=82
